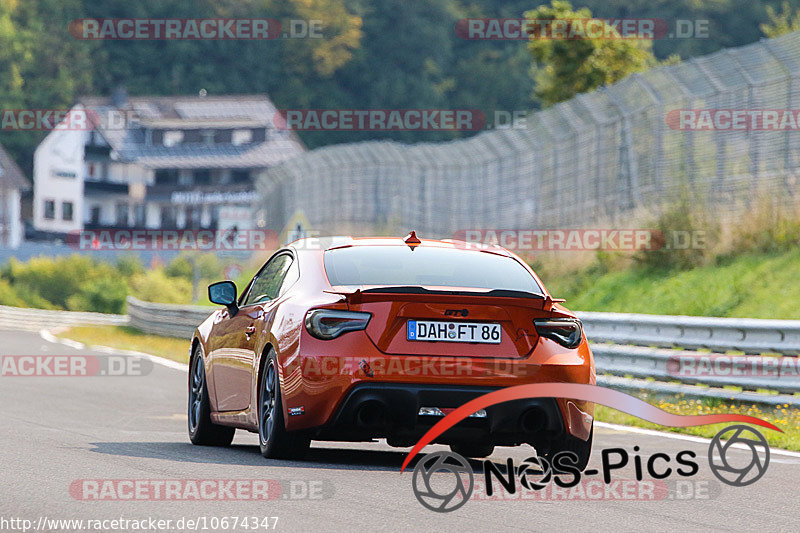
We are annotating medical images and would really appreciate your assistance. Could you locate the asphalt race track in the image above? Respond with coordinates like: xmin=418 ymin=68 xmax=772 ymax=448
xmin=1 ymin=330 xmax=798 ymax=532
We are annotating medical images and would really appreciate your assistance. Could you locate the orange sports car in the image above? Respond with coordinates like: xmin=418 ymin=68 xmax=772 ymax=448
xmin=188 ymin=233 xmax=595 ymax=467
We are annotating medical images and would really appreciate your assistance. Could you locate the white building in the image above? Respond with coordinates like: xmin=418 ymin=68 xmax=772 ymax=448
xmin=0 ymin=143 xmax=29 ymax=248
xmin=33 ymin=92 xmax=304 ymax=236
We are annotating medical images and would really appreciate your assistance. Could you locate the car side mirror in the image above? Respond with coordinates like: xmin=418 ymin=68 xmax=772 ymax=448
xmin=208 ymin=281 xmax=238 ymax=316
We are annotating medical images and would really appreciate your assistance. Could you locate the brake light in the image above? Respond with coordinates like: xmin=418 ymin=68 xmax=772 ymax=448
xmin=533 ymin=318 xmax=582 ymax=349
xmin=305 ymin=309 xmax=372 ymax=340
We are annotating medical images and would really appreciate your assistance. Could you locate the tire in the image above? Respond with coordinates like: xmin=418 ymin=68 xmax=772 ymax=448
xmin=258 ymin=349 xmax=310 ymax=459
xmin=188 ymin=346 xmax=235 ymax=446
xmin=545 ymin=425 xmax=593 ymax=472
xmin=450 ymin=442 xmax=495 ymax=459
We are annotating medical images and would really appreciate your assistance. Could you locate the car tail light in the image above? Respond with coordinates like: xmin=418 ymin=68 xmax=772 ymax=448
xmin=305 ymin=309 xmax=372 ymax=340
xmin=533 ymin=318 xmax=582 ymax=349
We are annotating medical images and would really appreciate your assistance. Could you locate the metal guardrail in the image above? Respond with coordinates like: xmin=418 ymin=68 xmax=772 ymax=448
xmin=592 ymin=343 xmax=800 ymax=394
xmin=577 ymin=312 xmax=800 ymax=356
xmin=126 ymin=296 xmax=212 ymax=339
xmin=3 ymin=298 xmax=798 ymax=405
xmin=121 ymin=299 xmax=800 ymax=405
xmin=0 ymin=304 xmax=128 ymax=331
xmin=122 ymin=302 xmax=800 ymax=356
xmin=596 ymin=375 xmax=800 ymax=408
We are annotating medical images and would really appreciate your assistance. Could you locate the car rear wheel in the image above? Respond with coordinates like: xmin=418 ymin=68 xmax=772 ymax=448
xmin=545 ymin=425 xmax=593 ymax=472
xmin=450 ymin=442 xmax=495 ymax=458
xmin=188 ymin=347 xmax=235 ymax=446
xmin=258 ymin=350 xmax=310 ymax=459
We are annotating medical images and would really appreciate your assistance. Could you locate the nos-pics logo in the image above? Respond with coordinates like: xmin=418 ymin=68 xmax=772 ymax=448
xmin=411 ymin=425 xmax=770 ymax=512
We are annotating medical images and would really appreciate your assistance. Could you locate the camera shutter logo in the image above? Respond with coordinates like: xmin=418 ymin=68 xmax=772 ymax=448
xmin=708 ymin=425 xmax=770 ymax=487
xmin=517 ymin=455 xmax=552 ymax=491
xmin=411 ymin=451 xmax=473 ymax=512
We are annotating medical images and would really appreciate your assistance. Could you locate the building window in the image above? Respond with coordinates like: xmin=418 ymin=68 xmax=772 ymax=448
xmin=202 ymin=130 xmax=215 ymax=145
xmin=90 ymin=206 xmax=101 ymax=224
xmin=62 ymin=202 xmax=74 ymax=221
xmin=134 ymin=204 xmax=146 ymax=227
xmin=193 ymin=169 xmax=211 ymax=186
xmin=186 ymin=206 xmax=201 ymax=229
xmin=252 ymin=128 xmax=266 ymax=142
xmin=232 ymin=169 xmax=250 ymax=184
xmin=44 ymin=200 xmax=55 ymax=220
xmin=115 ymin=202 xmax=128 ymax=226
xmin=85 ymin=162 xmax=107 ymax=181
xmin=161 ymin=206 xmax=176 ymax=228
xmin=163 ymin=130 xmax=184 ymax=147
xmin=155 ymin=169 xmax=179 ymax=185
xmin=232 ymin=129 xmax=253 ymax=145
xmin=215 ymin=130 xmax=232 ymax=143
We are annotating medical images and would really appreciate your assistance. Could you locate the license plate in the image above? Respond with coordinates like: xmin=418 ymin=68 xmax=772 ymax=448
xmin=406 ymin=320 xmax=501 ymax=344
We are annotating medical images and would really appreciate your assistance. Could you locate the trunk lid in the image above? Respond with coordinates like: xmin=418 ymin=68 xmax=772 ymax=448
xmin=330 ymin=285 xmax=554 ymax=358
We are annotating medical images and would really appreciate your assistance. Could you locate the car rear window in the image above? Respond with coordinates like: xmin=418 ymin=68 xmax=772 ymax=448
xmin=323 ymin=245 xmax=543 ymax=294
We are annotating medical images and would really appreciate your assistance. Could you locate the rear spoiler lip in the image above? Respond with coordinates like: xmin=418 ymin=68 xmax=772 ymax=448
xmin=322 ymin=286 xmax=571 ymax=314
xmin=324 ymin=285 xmax=545 ymax=299
xmin=361 ymin=287 xmax=545 ymax=299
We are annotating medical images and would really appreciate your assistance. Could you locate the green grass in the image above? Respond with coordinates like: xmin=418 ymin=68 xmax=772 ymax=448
xmin=57 ymin=325 xmax=191 ymax=364
xmin=543 ymin=248 xmax=800 ymax=318
xmin=594 ymin=392 xmax=800 ymax=451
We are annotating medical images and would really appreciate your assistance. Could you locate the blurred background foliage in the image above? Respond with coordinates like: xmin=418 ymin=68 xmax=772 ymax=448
xmin=1 ymin=0 xmax=800 ymax=174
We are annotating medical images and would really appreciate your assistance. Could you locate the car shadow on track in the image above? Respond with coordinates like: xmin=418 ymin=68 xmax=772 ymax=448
xmin=86 ymin=441 xmax=493 ymax=473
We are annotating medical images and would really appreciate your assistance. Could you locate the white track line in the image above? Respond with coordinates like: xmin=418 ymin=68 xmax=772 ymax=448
xmin=39 ymin=328 xmax=188 ymax=372
xmin=40 ymin=329 xmax=86 ymax=350
xmin=597 ymin=421 xmax=800 ymax=458
xmin=38 ymin=328 xmax=800 ymax=457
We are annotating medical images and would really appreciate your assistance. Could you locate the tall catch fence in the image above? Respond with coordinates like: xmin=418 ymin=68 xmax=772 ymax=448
xmin=259 ymin=31 xmax=800 ymax=237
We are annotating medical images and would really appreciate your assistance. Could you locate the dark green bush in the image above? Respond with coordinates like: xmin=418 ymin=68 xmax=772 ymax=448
xmin=67 ymin=277 xmax=128 ymax=314
xmin=634 ymin=192 xmax=717 ymax=271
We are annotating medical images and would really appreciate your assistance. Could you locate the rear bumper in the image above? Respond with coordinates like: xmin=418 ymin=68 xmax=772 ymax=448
xmin=311 ymin=382 xmax=569 ymax=448
xmin=280 ymin=333 xmax=595 ymax=441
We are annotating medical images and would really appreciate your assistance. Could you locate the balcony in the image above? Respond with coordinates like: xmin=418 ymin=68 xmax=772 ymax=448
xmin=84 ymin=179 xmax=129 ymax=195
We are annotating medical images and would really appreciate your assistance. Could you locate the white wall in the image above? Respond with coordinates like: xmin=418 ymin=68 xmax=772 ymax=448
xmin=9 ymin=188 xmax=21 ymax=247
xmin=0 ymin=188 xmax=22 ymax=248
xmin=33 ymin=107 xmax=88 ymax=233
xmin=145 ymin=202 xmax=160 ymax=228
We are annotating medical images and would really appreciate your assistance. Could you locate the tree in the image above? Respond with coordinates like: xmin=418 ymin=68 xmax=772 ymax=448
xmin=0 ymin=0 xmax=95 ymax=174
xmin=761 ymin=1 xmax=800 ymax=37
xmin=524 ymin=0 xmax=658 ymax=107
